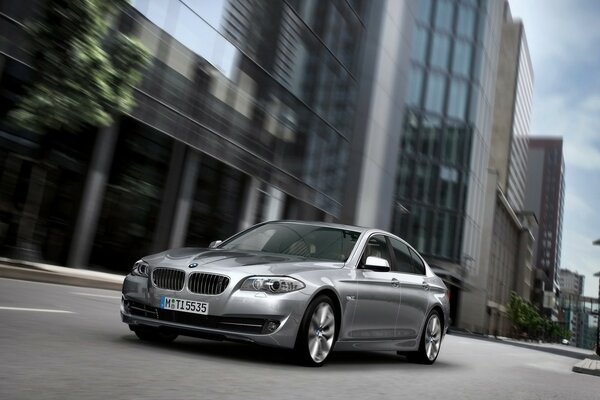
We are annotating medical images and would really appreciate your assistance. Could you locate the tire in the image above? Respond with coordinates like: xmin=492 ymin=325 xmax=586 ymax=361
xmin=131 ymin=325 xmax=178 ymax=343
xmin=294 ymin=295 xmax=337 ymax=367
xmin=407 ymin=310 xmax=443 ymax=365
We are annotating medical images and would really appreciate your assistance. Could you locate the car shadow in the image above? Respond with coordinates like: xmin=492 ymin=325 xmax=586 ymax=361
xmin=118 ymin=334 xmax=458 ymax=369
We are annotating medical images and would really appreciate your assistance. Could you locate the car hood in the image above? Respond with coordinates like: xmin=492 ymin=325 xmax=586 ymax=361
xmin=143 ymin=247 xmax=345 ymax=275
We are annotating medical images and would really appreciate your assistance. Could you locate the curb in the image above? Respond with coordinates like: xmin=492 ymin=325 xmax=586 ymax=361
xmin=572 ymin=358 xmax=600 ymax=377
xmin=0 ymin=259 xmax=124 ymax=291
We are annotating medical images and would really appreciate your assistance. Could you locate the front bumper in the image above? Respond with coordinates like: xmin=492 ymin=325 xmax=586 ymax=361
xmin=121 ymin=274 xmax=309 ymax=349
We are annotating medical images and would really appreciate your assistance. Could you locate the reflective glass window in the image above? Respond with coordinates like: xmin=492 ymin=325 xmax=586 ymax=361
xmin=425 ymin=73 xmax=446 ymax=115
xmin=416 ymin=0 xmax=433 ymax=23
xmin=419 ymin=114 xmax=442 ymax=158
xmin=406 ymin=66 xmax=424 ymax=106
xmin=390 ymin=238 xmax=415 ymax=274
xmin=447 ymin=79 xmax=468 ymax=120
xmin=410 ymin=26 xmax=428 ymax=64
xmin=434 ymin=0 xmax=454 ymax=32
xmin=457 ymin=6 xmax=476 ymax=39
xmin=452 ymin=40 xmax=472 ymax=76
xmin=430 ymin=33 xmax=450 ymax=69
xmin=409 ymin=248 xmax=426 ymax=275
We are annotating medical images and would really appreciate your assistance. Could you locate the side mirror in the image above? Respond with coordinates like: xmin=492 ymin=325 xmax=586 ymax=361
xmin=209 ymin=240 xmax=222 ymax=249
xmin=363 ymin=256 xmax=390 ymax=272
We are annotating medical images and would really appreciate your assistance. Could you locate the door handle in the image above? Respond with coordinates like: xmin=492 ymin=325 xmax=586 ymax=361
xmin=422 ymin=282 xmax=430 ymax=291
xmin=391 ymin=278 xmax=400 ymax=288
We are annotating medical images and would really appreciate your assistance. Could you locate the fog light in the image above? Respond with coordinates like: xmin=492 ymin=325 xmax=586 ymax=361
xmin=262 ymin=320 xmax=280 ymax=334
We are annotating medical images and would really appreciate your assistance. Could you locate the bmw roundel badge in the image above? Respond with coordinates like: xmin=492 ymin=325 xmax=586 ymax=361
xmin=188 ymin=263 xmax=199 ymax=268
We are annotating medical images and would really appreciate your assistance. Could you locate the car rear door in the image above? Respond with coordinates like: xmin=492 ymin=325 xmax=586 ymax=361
xmin=389 ymin=238 xmax=430 ymax=343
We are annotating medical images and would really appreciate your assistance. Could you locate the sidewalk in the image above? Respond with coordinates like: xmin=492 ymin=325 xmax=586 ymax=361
xmin=450 ymin=329 xmax=599 ymax=377
xmin=0 ymin=257 xmax=124 ymax=290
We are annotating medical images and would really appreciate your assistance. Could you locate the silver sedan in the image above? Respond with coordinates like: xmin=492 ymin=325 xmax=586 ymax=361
xmin=121 ymin=221 xmax=449 ymax=366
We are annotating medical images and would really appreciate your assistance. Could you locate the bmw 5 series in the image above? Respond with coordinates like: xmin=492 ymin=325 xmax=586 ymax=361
xmin=121 ymin=220 xmax=450 ymax=366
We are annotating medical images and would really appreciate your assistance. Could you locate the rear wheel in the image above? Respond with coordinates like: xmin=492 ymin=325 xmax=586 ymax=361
xmin=131 ymin=325 xmax=178 ymax=343
xmin=407 ymin=310 xmax=442 ymax=364
xmin=295 ymin=295 xmax=337 ymax=366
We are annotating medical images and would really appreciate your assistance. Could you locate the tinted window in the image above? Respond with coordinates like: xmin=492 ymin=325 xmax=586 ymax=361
xmin=220 ymin=223 xmax=360 ymax=262
xmin=389 ymin=238 xmax=415 ymax=274
xmin=361 ymin=235 xmax=393 ymax=268
xmin=409 ymin=248 xmax=426 ymax=275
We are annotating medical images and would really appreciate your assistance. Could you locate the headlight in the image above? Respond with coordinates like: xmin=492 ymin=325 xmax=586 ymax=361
xmin=240 ymin=276 xmax=305 ymax=294
xmin=131 ymin=260 xmax=149 ymax=277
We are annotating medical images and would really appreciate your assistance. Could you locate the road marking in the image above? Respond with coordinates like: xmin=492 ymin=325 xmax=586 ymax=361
xmin=72 ymin=292 xmax=121 ymax=300
xmin=0 ymin=306 xmax=74 ymax=314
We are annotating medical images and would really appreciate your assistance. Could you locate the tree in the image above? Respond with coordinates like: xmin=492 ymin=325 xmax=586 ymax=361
xmin=8 ymin=0 xmax=150 ymax=261
xmin=9 ymin=0 xmax=150 ymax=132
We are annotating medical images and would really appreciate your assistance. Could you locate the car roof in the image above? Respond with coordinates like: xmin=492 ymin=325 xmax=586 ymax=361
xmin=265 ymin=220 xmax=372 ymax=233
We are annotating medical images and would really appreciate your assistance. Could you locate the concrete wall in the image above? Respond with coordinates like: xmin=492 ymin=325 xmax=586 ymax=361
xmin=345 ymin=0 xmax=416 ymax=230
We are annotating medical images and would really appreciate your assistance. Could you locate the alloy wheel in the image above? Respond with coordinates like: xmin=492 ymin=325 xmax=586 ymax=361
xmin=424 ymin=314 xmax=442 ymax=361
xmin=307 ymin=302 xmax=335 ymax=363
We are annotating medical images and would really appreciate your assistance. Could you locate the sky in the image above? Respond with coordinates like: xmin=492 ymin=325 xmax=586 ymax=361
xmin=508 ymin=0 xmax=600 ymax=297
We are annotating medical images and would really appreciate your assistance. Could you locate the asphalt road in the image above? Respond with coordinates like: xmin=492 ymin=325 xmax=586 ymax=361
xmin=1 ymin=278 xmax=598 ymax=400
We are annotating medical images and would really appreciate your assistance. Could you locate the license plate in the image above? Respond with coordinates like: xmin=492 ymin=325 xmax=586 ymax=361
xmin=159 ymin=296 xmax=209 ymax=315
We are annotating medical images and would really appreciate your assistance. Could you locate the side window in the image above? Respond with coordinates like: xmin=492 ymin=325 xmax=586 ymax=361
xmin=389 ymin=238 xmax=415 ymax=274
xmin=409 ymin=248 xmax=426 ymax=275
xmin=361 ymin=235 xmax=393 ymax=268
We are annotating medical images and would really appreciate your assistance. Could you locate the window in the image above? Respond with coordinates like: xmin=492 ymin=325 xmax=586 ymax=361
xmin=361 ymin=235 xmax=393 ymax=267
xmin=410 ymin=26 xmax=428 ymax=63
xmin=409 ymin=248 xmax=426 ymax=275
xmin=425 ymin=73 xmax=446 ymax=114
xmin=406 ymin=66 xmax=424 ymax=106
xmin=434 ymin=0 xmax=454 ymax=32
xmin=430 ymin=33 xmax=450 ymax=69
xmin=452 ymin=40 xmax=472 ymax=76
xmin=447 ymin=79 xmax=468 ymax=120
xmin=390 ymin=238 xmax=415 ymax=274
xmin=457 ymin=6 xmax=475 ymax=39
xmin=221 ymin=223 xmax=360 ymax=262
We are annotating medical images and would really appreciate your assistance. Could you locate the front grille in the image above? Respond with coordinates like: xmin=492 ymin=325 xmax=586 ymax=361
xmin=152 ymin=268 xmax=185 ymax=291
xmin=188 ymin=273 xmax=229 ymax=295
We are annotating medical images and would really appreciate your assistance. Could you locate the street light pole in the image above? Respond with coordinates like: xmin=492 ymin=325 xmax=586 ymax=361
xmin=594 ymin=271 xmax=600 ymax=357
xmin=594 ymin=238 xmax=600 ymax=356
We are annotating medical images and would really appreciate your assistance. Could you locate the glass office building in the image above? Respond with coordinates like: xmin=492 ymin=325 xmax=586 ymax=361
xmin=0 ymin=0 xmax=369 ymax=271
xmin=390 ymin=0 xmax=504 ymax=309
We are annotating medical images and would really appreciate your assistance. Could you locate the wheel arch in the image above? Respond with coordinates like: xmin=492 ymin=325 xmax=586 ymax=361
xmin=306 ymin=287 xmax=343 ymax=341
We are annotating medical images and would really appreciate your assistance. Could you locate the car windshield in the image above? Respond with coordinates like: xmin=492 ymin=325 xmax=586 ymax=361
xmin=219 ymin=222 xmax=361 ymax=262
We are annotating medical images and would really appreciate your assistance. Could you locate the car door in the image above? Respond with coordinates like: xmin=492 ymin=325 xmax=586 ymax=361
xmin=350 ymin=234 xmax=402 ymax=340
xmin=389 ymin=238 xmax=430 ymax=344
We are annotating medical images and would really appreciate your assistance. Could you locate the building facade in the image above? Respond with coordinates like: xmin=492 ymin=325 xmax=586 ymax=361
xmin=0 ymin=0 xmax=376 ymax=271
xmin=524 ymin=137 xmax=565 ymax=320
xmin=457 ymin=4 xmax=536 ymax=335
xmin=386 ymin=0 xmax=506 ymax=324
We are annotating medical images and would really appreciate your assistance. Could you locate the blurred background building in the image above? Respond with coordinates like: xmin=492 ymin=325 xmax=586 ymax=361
xmin=0 ymin=0 xmax=371 ymax=269
xmin=0 ymin=0 xmax=570 ymax=334
xmin=524 ymin=137 xmax=565 ymax=321
xmin=558 ymin=269 xmax=599 ymax=348
xmin=455 ymin=4 xmax=535 ymax=335
xmin=385 ymin=0 xmax=506 ymax=325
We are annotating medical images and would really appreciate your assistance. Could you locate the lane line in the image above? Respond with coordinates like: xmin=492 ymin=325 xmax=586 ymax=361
xmin=72 ymin=292 xmax=121 ymax=300
xmin=0 ymin=306 xmax=74 ymax=314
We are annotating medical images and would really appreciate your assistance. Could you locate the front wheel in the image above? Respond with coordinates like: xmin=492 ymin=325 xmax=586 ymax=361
xmin=408 ymin=310 xmax=443 ymax=364
xmin=295 ymin=295 xmax=337 ymax=366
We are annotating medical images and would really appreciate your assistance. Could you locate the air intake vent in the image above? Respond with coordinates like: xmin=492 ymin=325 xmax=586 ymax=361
xmin=188 ymin=273 xmax=229 ymax=295
xmin=152 ymin=268 xmax=185 ymax=291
